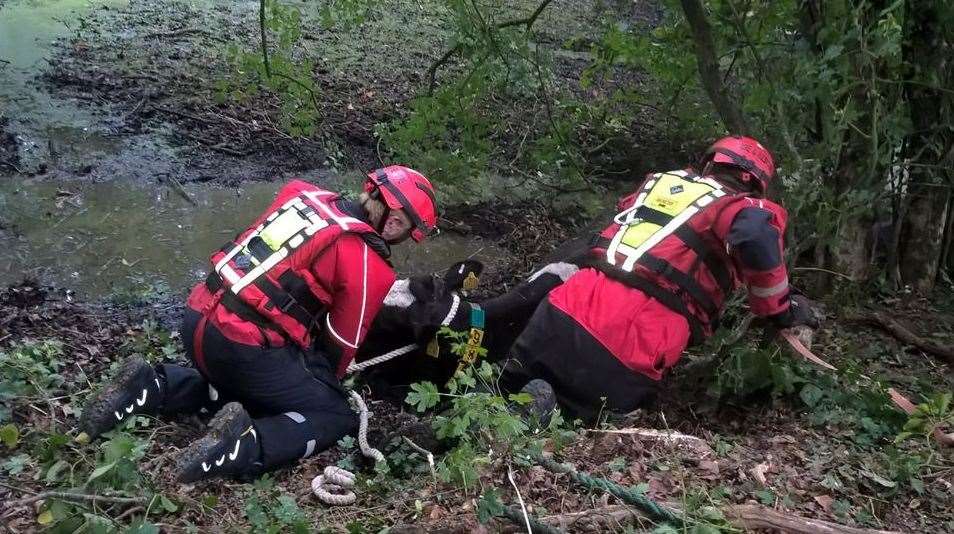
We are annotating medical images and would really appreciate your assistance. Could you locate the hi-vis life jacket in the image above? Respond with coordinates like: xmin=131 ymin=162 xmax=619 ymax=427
xmin=205 ymin=186 xmax=379 ymax=347
xmin=586 ymin=170 xmax=742 ymax=345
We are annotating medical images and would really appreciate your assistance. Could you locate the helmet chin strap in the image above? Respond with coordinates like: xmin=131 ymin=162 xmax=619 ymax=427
xmin=366 ymin=188 xmax=391 ymax=235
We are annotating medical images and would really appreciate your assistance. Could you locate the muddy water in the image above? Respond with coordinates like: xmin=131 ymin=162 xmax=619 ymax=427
xmin=0 ymin=177 xmax=505 ymax=297
xmin=0 ymin=0 xmax=133 ymax=169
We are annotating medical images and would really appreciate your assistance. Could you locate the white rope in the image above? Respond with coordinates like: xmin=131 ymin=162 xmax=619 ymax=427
xmin=313 ymin=291 xmax=465 ymax=506
xmin=344 ymin=343 xmax=419 ymax=374
xmin=311 ymin=466 xmax=357 ymax=505
xmin=312 ymin=391 xmax=385 ymax=505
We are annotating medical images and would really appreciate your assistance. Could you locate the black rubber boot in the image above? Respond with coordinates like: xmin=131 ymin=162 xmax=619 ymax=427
xmin=517 ymin=379 xmax=557 ymax=426
xmin=176 ymin=402 xmax=264 ymax=483
xmin=80 ymin=357 xmax=164 ymax=439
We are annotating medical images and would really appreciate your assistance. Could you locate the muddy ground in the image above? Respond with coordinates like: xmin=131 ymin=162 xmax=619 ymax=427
xmin=34 ymin=0 xmax=666 ymax=187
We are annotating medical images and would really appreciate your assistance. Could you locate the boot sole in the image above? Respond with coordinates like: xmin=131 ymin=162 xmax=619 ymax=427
xmin=80 ymin=357 xmax=152 ymax=438
xmin=176 ymin=402 xmax=250 ymax=483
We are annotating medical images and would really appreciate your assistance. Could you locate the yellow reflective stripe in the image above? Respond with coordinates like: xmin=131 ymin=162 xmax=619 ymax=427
xmin=750 ymin=277 xmax=789 ymax=298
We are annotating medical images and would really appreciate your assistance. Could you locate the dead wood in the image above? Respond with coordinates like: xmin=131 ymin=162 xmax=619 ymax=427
xmin=847 ymin=311 xmax=954 ymax=364
xmin=723 ymin=504 xmax=901 ymax=534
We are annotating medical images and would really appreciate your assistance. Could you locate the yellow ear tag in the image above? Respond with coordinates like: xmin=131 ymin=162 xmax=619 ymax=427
xmin=463 ymin=272 xmax=479 ymax=291
xmin=426 ymin=337 xmax=441 ymax=358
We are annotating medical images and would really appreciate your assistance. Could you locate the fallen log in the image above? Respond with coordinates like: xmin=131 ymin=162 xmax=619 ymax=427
xmin=847 ymin=311 xmax=954 ymax=365
xmin=722 ymin=504 xmax=901 ymax=534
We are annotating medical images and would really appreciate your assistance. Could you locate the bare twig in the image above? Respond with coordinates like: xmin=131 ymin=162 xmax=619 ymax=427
xmin=402 ymin=436 xmax=436 ymax=479
xmin=145 ymin=27 xmax=205 ymax=40
xmin=424 ymin=0 xmax=554 ymax=95
xmin=3 ymin=490 xmax=146 ymax=510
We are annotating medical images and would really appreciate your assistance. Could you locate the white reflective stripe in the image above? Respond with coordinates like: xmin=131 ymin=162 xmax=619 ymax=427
xmin=303 ymin=191 xmax=352 ymax=230
xmin=326 ymin=314 xmax=359 ymax=349
xmin=354 ymin=243 xmax=369 ymax=345
xmin=750 ymin=277 xmax=789 ymax=298
xmin=697 ymin=195 xmax=715 ymax=207
xmin=284 ymin=411 xmax=306 ymax=423
xmin=281 ymin=197 xmax=299 ymax=210
xmin=622 ymin=205 xmax=702 ymax=271
xmin=215 ymin=223 xmax=264 ymax=273
xmin=219 ymin=264 xmax=241 ymax=285
xmin=642 ymin=179 xmax=656 ymax=191
xmin=324 ymin=243 xmax=369 ymax=350
xmin=303 ymin=439 xmax=316 ymax=458
xmin=266 ymin=211 xmax=280 ymax=221
xmin=698 ymin=176 xmax=723 ymax=189
xmin=605 ymin=221 xmax=628 ymax=265
xmin=231 ymin=247 xmax=289 ymax=294
xmin=288 ymin=234 xmax=305 ymax=249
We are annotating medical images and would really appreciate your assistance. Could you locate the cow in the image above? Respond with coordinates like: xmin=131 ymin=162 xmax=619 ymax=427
xmin=354 ymin=259 xmax=581 ymax=400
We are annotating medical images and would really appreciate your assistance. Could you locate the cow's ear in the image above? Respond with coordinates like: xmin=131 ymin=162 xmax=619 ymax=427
xmin=444 ymin=259 xmax=484 ymax=292
xmin=408 ymin=275 xmax=437 ymax=302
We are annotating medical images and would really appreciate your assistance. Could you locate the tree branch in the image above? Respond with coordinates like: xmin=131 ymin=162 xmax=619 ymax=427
xmin=424 ymin=0 xmax=554 ymax=95
xmin=259 ymin=0 xmax=271 ymax=77
xmin=3 ymin=490 xmax=146 ymax=510
xmin=679 ymin=0 xmax=750 ymax=134
xmin=846 ymin=311 xmax=954 ymax=364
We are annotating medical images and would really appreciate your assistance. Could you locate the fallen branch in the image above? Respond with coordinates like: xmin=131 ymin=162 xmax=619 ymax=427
xmin=178 ymin=132 xmax=252 ymax=157
xmin=723 ymin=504 xmax=901 ymax=534
xmin=3 ymin=490 xmax=146 ymax=510
xmin=144 ymin=28 xmax=205 ymax=40
xmin=847 ymin=311 xmax=954 ymax=364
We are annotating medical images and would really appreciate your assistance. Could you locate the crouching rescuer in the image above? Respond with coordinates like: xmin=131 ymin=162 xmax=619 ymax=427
xmin=503 ymin=137 xmax=819 ymax=421
xmin=79 ymin=166 xmax=439 ymax=482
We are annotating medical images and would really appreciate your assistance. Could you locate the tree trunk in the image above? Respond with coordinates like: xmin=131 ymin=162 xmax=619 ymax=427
xmin=679 ymin=0 xmax=750 ymax=134
xmin=897 ymin=0 xmax=954 ymax=293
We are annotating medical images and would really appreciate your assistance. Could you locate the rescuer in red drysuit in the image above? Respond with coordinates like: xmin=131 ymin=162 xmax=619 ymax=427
xmin=502 ymin=136 xmax=819 ymax=421
xmin=80 ymin=166 xmax=439 ymax=482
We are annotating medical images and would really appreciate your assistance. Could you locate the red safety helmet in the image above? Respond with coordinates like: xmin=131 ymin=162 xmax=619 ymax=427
xmin=703 ymin=136 xmax=776 ymax=191
xmin=364 ymin=165 xmax=439 ymax=242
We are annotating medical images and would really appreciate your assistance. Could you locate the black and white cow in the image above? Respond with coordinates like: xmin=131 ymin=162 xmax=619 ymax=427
xmin=355 ymin=259 xmax=580 ymax=399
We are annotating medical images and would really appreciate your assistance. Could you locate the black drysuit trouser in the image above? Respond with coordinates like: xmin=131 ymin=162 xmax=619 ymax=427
xmin=157 ymin=309 xmax=357 ymax=471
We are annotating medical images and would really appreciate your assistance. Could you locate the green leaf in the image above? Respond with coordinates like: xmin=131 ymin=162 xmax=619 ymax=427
xmin=405 ymin=381 xmax=440 ymax=413
xmin=507 ymin=392 xmax=533 ymax=405
xmin=125 ymin=521 xmax=160 ymax=534
xmin=0 ymin=424 xmax=19 ymax=449
xmin=3 ymin=453 xmax=30 ymax=474
xmin=44 ymin=459 xmax=69 ymax=483
xmin=158 ymin=494 xmax=178 ymax=513
xmin=754 ymin=489 xmax=776 ymax=505
xmin=87 ymin=460 xmax=117 ymax=483
xmin=476 ymin=488 xmax=504 ymax=524
xmin=799 ymin=383 xmax=825 ymax=407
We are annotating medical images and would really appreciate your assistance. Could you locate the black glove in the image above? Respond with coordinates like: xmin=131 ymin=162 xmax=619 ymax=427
xmin=771 ymin=294 xmax=820 ymax=330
